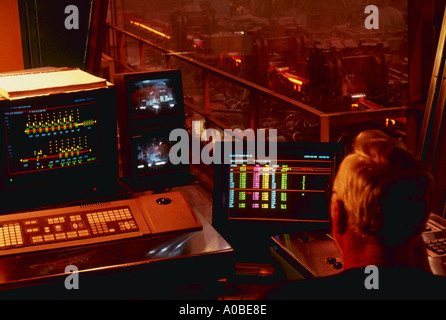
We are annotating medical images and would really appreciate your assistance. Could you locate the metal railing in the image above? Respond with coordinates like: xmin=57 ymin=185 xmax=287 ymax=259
xmin=104 ymin=23 xmax=416 ymax=148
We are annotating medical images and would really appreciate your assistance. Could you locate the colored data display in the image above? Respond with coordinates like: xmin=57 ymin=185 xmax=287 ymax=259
xmin=228 ymin=158 xmax=333 ymax=221
xmin=4 ymin=100 xmax=100 ymax=174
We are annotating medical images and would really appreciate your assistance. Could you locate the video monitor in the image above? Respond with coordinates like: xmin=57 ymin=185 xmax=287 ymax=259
xmin=119 ymin=127 xmax=191 ymax=188
xmin=135 ymin=135 xmax=172 ymax=173
xmin=227 ymin=156 xmax=334 ymax=222
xmin=114 ymin=69 xmax=185 ymax=129
xmin=131 ymin=78 xmax=178 ymax=116
xmin=0 ymin=87 xmax=119 ymax=213
xmin=213 ymin=142 xmax=344 ymax=234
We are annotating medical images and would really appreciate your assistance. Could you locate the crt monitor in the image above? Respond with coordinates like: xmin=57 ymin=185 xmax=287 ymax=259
xmin=212 ymin=141 xmax=344 ymax=256
xmin=114 ymin=69 xmax=185 ymax=129
xmin=119 ymin=126 xmax=191 ymax=188
xmin=0 ymin=87 xmax=119 ymax=214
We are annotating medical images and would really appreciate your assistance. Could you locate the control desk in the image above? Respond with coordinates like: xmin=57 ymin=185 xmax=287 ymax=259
xmin=0 ymin=192 xmax=233 ymax=299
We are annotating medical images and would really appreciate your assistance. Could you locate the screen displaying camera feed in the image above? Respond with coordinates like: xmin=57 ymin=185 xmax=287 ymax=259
xmin=130 ymin=78 xmax=179 ymax=117
xmin=136 ymin=136 xmax=172 ymax=173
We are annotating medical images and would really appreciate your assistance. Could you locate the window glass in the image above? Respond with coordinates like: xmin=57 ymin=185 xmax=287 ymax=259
xmin=113 ymin=0 xmax=409 ymax=143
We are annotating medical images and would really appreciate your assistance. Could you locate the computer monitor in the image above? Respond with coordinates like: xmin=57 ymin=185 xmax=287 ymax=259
xmin=119 ymin=126 xmax=192 ymax=188
xmin=0 ymin=87 xmax=119 ymax=213
xmin=212 ymin=141 xmax=344 ymax=259
xmin=114 ymin=69 xmax=185 ymax=129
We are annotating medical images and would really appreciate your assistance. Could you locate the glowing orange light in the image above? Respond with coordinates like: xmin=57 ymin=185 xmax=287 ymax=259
xmin=287 ymin=77 xmax=303 ymax=92
xmin=287 ymin=77 xmax=303 ymax=86
xmin=131 ymin=21 xmax=171 ymax=40
xmin=282 ymin=72 xmax=305 ymax=92
xmin=351 ymin=103 xmax=359 ymax=110
xmin=385 ymin=118 xmax=396 ymax=127
xmin=232 ymin=57 xmax=242 ymax=67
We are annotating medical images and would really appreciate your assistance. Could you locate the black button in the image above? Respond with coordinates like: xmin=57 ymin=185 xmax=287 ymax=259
xmin=156 ymin=197 xmax=172 ymax=205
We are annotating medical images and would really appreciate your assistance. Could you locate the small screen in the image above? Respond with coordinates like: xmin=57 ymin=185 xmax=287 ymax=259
xmin=227 ymin=149 xmax=337 ymax=222
xmin=4 ymin=99 xmax=100 ymax=175
xmin=135 ymin=136 xmax=172 ymax=173
xmin=130 ymin=78 xmax=179 ymax=116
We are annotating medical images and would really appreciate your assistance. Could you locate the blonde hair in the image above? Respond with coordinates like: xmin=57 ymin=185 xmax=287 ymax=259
xmin=333 ymin=130 xmax=433 ymax=245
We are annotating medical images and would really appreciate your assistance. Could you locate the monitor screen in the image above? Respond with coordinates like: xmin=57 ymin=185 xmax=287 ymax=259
xmin=4 ymin=99 xmax=100 ymax=175
xmin=119 ymin=126 xmax=191 ymax=188
xmin=213 ymin=142 xmax=344 ymax=233
xmin=0 ymin=88 xmax=118 ymax=213
xmin=114 ymin=69 xmax=185 ymax=129
xmin=227 ymin=155 xmax=334 ymax=222
xmin=135 ymin=133 xmax=173 ymax=173
xmin=130 ymin=78 xmax=180 ymax=117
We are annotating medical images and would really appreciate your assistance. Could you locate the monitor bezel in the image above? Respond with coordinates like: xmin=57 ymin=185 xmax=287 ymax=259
xmin=0 ymin=87 xmax=119 ymax=213
xmin=212 ymin=141 xmax=344 ymax=236
xmin=114 ymin=69 xmax=185 ymax=130
xmin=119 ymin=126 xmax=191 ymax=188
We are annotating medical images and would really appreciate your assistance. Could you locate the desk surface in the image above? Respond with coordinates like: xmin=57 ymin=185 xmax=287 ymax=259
xmin=271 ymin=232 xmax=343 ymax=279
xmin=272 ymin=215 xmax=446 ymax=279
xmin=0 ymin=209 xmax=234 ymax=298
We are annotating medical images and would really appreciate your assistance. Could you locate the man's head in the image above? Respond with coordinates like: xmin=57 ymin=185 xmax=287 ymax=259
xmin=331 ymin=130 xmax=433 ymax=267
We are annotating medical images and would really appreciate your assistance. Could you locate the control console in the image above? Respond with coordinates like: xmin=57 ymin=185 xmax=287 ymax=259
xmin=0 ymin=192 xmax=202 ymax=256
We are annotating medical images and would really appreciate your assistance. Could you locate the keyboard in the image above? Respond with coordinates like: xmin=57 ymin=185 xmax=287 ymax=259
xmin=426 ymin=238 xmax=446 ymax=256
xmin=424 ymin=215 xmax=446 ymax=258
xmin=0 ymin=206 xmax=139 ymax=250
xmin=0 ymin=192 xmax=202 ymax=257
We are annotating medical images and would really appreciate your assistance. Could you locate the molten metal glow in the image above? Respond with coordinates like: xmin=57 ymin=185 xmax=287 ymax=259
xmin=386 ymin=118 xmax=396 ymax=127
xmin=232 ymin=57 xmax=242 ymax=67
xmin=282 ymin=72 xmax=305 ymax=92
xmin=287 ymin=77 xmax=303 ymax=92
xmin=131 ymin=21 xmax=171 ymax=40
